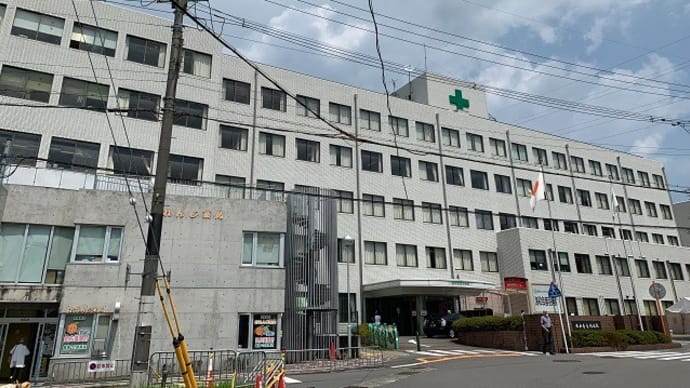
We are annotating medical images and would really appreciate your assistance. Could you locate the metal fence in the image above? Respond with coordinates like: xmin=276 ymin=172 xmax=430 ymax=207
xmin=46 ymin=358 xmax=131 ymax=385
xmin=284 ymin=346 xmax=383 ymax=373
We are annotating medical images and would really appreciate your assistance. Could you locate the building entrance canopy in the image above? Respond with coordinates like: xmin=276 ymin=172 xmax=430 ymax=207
xmin=363 ymin=279 xmax=496 ymax=298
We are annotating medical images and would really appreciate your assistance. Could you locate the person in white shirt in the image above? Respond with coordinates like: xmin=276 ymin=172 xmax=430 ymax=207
xmin=540 ymin=311 xmax=554 ymax=355
xmin=9 ymin=338 xmax=31 ymax=383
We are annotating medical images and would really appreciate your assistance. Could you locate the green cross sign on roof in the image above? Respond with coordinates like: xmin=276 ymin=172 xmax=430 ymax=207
xmin=449 ymin=89 xmax=470 ymax=111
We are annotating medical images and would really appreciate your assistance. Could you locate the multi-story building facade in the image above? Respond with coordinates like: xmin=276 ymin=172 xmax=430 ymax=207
xmin=0 ymin=0 xmax=689 ymax=379
xmin=674 ymin=200 xmax=690 ymax=247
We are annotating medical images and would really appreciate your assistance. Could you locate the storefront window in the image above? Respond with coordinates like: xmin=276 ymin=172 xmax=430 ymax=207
xmin=58 ymin=313 xmax=111 ymax=356
xmin=238 ymin=313 xmax=280 ymax=350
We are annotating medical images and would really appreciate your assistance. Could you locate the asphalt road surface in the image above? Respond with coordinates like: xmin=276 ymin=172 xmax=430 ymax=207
xmin=290 ymin=342 xmax=690 ymax=388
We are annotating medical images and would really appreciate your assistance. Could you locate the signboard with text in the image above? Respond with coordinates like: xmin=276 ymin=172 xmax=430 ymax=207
xmin=572 ymin=321 xmax=602 ymax=330
xmin=88 ymin=360 xmax=116 ymax=372
xmin=531 ymin=284 xmax=558 ymax=313
xmin=62 ymin=315 xmax=92 ymax=354
xmin=252 ymin=314 xmax=278 ymax=350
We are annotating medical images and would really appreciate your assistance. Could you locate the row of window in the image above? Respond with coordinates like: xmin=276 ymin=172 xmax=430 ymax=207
xmin=528 ymin=249 xmax=688 ymax=281
xmin=337 ymin=239 xmax=499 ymax=272
xmin=1 ymin=8 xmax=670 ymax=192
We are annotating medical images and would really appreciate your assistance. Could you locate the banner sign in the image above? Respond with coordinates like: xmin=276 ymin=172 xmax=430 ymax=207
xmin=88 ymin=360 xmax=116 ymax=372
xmin=532 ymin=284 xmax=558 ymax=313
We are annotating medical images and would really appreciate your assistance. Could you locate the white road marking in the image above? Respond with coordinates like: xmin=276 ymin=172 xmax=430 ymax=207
xmin=284 ymin=376 xmax=302 ymax=384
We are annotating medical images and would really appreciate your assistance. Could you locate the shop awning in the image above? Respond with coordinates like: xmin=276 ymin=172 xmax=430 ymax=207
xmin=362 ymin=279 xmax=497 ymax=298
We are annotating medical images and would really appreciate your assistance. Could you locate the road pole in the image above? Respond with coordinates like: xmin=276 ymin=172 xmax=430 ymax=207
xmin=0 ymin=140 xmax=10 ymax=188
xmin=130 ymin=1 xmax=188 ymax=386
xmin=344 ymin=235 xmax=354 ymax=357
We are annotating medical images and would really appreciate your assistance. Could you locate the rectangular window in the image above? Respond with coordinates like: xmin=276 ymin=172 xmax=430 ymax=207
xmin=173 ymin=99 xmax=208 ymax=129
xmin=532 ymin=147 xmax=547 ymax=165
xmin=644 ymin=300 xmax=659 ymax=316
xmin=489 ymin=137 xmax=506 ymax=157
xmin=615 ymin=196 xmax=627 ymax=213
xmin=653 ymin=174 xmax=665 ymax=189
xmin=12 ymin=9 xmax=64 ymax=45
xmin=669 ymin=262 xmax=684 ymax=280
xmin=622 ymin=167 xmax=635 ymax=184
xmin=296 ymin=95 xmax=320 ymax=118
xmin=494 ymin=174 xmax=512 ymax=194
xmin=296 ymin=138 xmax=320 ymax=162
xmin=338 ymin=293 xmax=357 ymax=323
xmin=628 ymin=199 xmax=642 ymax=215
xmin=635 ymin=231 xmax=649 ymax=243
xmin=216 ymin=175 xmax=246 ymax=199
xmin=242 ymin=232 xmax=284 ymax=267
xmin=558 ymin=186 xmax=573 ymax=204
xmin=499 ymin=213 xmax=517 ymax=230
xmin=393 ymin=198 xmax=415 ymax=221
xmin=615 ymin=257 xmax=630 ymax=276
xmin=360 ymin=109 xmax=381 ymax=131
xmin=426 ymin=247 xmax=446 ymax=269
xmin=660 ymin=204 xmax=673 ymax=220
xmin=635 ymin=259 xmax=650 ymax=278
xmin=329 ymin=145 xmax=352 ymax=168
xmin=577 ymin=189 xmax=592 ymax=207
xmin=47 ymin=137 xmax=100 ymax=172
xmin=422 ymin=202 xmax=442 ymax=224
xmin=416 ymin=122 xmax=435 ymax=142
xmin=583 ymin=224 xmax=598 ymax=236
xmin=220 ymin=125 xmax=248 ymax=151
xmin=59 ymin=77 xmax=109 ymax=111
xmin=652 ymin=233 xmax=665 ymax=244
xmin=595 ymin=192 xmax=609 ymax=210
xmin=555 ymin=252 xmax=571 ymax=272
xmin=0 ymin=5 xmax=6 ymax=26
xmin=0 ymin=66 xmax=53 ymax=102
xmin=261 ymin=87 xmax=286 ymax=111
xmin=337 ymin=238 xmax=355 ymax=263
xmin=70 ymin=22 xmax=117 ymax=56
xmin=589 ymin=160 xmax=603 ymax=176
xmin=396 ymin=244 xmax=418 ymax=267
xmin=255 ymin=180 xmax=284 ymax=201
xmin=575 ymin=254 xmax=592 ymax=274
xmin=453 ymin=249 xmax=473 ymax=271
xmin=529 ymin=249 xmax=548 ymax=271
xmin=601 ymin=227 xmax=615 ymax=238
xmin=334 ymin=190 xmax=354 ymax=214
xmin=0 ymin=129 xmax=41 ymax=166
xmin=364 ymin=241 xmax=387 ymax=265
xmin=391 ymin=156 xmax=411 ymax=177
xmin=182 ymin=49 xmax=212 ymax=78
xmin=259 ymin=132 xmax=286 ymax=157
xmin=583 ymin=298 xmax=600 ymax=316
xmin=168 ymin=154 xmax=202 ymax=184
xmin=624 ymin=300 xmax=639 ymax=315
xmin=653 ymin=261 xmax=667 ymax=279
xmin=58 ymin=313 xmax=113 ymax=356
xmin=109 ymin=146 xmax=153 ymax=176
xmin=475 ymin=210 xmax=494 ymax=230
xmin=521 ymin=216 xmax=539 ymax=229
xmin=73 ymin=225 xmax=123 ymax=262
xmin=644 ymin=201 xmax=658 ymax=217
xmin=448 ymin=206 xmax=469 ymax=227
xmin=619 ymin=229 xmax=633 ymax=240
xmin=361 ymin=150 xmax=383 ymax=173
xmin=117 ymin=88 xmax=160 ymax=121
xmin=419 ymin=161 xmax=439 ymax=182
xmin=441 ymin=127 xmax=460 ymax=148
xmin=470 ymin=170 xmax=489 ymax=190
xmin=606 ymin=164 xmax=619 ymax=180
xmin=570 ymin=156 xmax=586 ymax=173
xmin=362 ymin=194 xmax=385 ymax=217
xmin=511 ymin=143 xmax=528 ymax=162
xmin=329 ymin=102 xmax=351 ymax=125
xmin=514 ymin=178 xmax=531 ymax=197
xmin=638 ymin=171 xmax=651 ymax=187
xmin=445 ymin=165 xmax=464 ymax=186
xmin=566 ymin=298 xmax=579 ymax=316
xmin=543 ymin=219 xmax=559 ymax=231
xmin=564 ymin=221 xmax=579 ymax=234
xmin=466 ymin=133 xmax=484 ymax=152
xmin=545 ymin=184 xmax=554 ymax=201
xmin=387 ymin=115 xmax=407 ymax=136
xmin=126 ymin=35 xmax=166 ymax=67
xmin=552 ymin=152 xmax=567 ymax=170
xmin=223 ymin=79 xmax=251 ymax=104
xmin=605 ymin=299 xmax=621 ymax=316
xmin=668 ymin=236 xmax=680 ymax=246
xmin=596 ymin=255 xmax=613 ymax=275
xmin=480 ymin=251 xmax=498 ymax=272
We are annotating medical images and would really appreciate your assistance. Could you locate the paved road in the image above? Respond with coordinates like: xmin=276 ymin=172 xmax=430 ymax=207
xmin=289 ymin=342 xmax=690 ymax=388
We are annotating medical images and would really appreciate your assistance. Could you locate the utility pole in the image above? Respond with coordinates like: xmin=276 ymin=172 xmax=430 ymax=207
xmin=0 ymin=140 xmax=11 ymax=188
xmin=130 ymin=0 xmax=188 ymax=386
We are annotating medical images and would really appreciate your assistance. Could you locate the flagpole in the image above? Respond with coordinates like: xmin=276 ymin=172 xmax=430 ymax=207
xmin=610 ymin=177 xmax=645 ymax=330
xmin=540 ymin=165 xmax=570 ymax=353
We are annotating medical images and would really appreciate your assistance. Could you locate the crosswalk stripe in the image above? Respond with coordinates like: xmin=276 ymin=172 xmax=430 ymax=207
xmin=448 ymin=349 xmax=480 ymax=354
xmin=658 ymin=354 xmax=690 ymax=361
xmin=633 ymin=352 xmax=684 ymax=359
xmin=582 ymin=350 xmax=690 ymax=362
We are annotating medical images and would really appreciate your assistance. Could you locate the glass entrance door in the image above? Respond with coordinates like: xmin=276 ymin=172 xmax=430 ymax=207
xmin=0 ymin=324 xmax=8 ymax=374
xmin=31 ymin=323 xmax=56 ymax=380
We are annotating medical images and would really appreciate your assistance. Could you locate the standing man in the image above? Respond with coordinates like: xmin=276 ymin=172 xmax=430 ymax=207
xmin=9 ymin=338 xmax=31 ymax=383
xmin=541 ymin=311 xmax=554 ymax=355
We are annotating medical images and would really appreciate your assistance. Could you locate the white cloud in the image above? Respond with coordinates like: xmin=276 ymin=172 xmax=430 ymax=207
xmin=584 ymin=17 xmax=607 ymax=54
xmin=630 ymin=132 xmax=664 ymax=157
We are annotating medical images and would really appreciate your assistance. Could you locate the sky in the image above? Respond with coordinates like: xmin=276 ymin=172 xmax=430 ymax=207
xmin=126 ymin=0 xmax=690 ymax=202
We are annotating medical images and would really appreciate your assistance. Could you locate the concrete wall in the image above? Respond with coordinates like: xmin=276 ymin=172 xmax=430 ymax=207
xmin=674 ymin=201 xmax=690 ymax=247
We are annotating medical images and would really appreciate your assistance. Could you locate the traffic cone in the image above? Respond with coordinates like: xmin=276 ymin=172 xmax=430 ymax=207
xmin=277 ymin=373 xmax=286 ymax=388
xmin=255 ymin=373 xmax=263 ymax=388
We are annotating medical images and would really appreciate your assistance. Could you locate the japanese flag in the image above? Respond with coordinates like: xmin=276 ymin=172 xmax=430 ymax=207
xmin=530 ymin=172 xmax=546 ymax=210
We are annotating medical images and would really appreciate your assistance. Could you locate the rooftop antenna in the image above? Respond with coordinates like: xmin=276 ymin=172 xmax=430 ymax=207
xmin=423 ymin=43 xmax=428 ymax=73
xmin=404 ymin=65 xmax=414 ymax=100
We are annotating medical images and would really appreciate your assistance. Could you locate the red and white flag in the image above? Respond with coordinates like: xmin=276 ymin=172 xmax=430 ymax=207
xmin=530 ymin=172 xmax=546 ymax=210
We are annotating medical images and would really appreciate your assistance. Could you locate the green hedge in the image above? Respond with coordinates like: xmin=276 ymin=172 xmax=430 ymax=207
xmin=452 ymin=315 xmax=523 ymax=333
xmin=572 ymin=329 xmax=670 ymax=349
